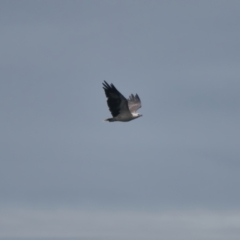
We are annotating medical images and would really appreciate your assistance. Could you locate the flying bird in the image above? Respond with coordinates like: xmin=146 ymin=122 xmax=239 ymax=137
xmin=102 ymin=80 xmax=142 ymax=122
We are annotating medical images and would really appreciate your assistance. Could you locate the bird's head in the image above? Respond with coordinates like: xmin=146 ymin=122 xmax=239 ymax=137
xmin=132 ymin=112 xmax=142 ymax=119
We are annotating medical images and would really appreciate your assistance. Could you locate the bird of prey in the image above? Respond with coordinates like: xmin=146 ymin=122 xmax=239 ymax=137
xmin=102 ymin=80 xmax=142 ymax=122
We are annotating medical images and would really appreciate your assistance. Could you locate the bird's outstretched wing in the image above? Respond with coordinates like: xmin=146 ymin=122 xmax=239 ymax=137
xmin=102 ymin=81 xmax=130 ymax=117
xmin=128 ymin=94 xmax=141 ymax=113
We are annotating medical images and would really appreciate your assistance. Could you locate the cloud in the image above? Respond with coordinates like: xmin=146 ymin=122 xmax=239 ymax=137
xmin=1 ymin=207 xmax=240 ymax=240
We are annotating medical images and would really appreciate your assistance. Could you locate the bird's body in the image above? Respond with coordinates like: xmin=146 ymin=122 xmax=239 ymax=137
xmin=102 ymin=81 xmax=142 ymax=122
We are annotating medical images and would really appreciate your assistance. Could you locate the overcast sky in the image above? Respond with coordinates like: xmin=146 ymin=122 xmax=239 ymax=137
xmin=1 ymin=1 xmax=240 ymax=239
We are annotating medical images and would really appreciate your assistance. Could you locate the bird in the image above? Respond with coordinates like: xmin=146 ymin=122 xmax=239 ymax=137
xmin=102 ymin=80 xmax=142 ymax=122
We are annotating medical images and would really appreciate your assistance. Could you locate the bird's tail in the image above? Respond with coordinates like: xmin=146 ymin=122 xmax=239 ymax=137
xmin=104 ymin=118 xmax=115 ymax=122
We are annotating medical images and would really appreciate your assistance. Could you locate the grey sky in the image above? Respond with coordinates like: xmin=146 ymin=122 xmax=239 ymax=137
xmin=1 ymin=1 xmax=240 ymax=239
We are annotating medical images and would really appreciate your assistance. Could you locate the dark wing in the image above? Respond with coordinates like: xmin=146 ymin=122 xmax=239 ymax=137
xmin=128 ymin=94 xmax=141 ymax=113
xmin=102 ymin=81 xmax=130 ymax=117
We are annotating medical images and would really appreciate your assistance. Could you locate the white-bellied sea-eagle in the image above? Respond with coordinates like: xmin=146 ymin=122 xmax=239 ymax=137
xmin=102 ymin=81 xmax=142 ymax=122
